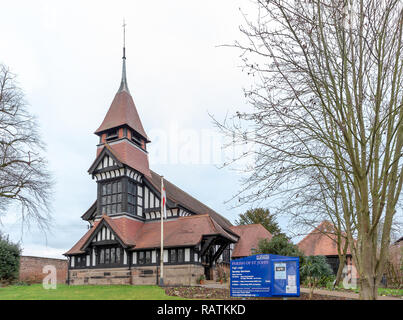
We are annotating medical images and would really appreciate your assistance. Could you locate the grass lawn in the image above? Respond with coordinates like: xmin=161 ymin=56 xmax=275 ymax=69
xmin=0 ymin=284 xmax=186 ymax=300
xmin=323 ymin=282 xmax=403 ymax=297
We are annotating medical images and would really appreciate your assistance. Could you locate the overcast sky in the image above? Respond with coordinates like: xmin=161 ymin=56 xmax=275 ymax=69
xmin=0 ymin=0 xmax=293 ymax=259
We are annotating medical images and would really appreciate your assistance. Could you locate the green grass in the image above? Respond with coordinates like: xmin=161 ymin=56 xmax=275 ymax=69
xmin=323 ymin=281 xmax=403 ymax=297
xmin=0 ymin=284 xmax=186 ymax=300
xmin=378 ymin=288 xmax=403 ymax=297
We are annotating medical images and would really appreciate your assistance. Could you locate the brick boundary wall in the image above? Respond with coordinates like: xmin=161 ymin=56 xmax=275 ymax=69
xmin=19 ymin=256 xmax=68 ymax=284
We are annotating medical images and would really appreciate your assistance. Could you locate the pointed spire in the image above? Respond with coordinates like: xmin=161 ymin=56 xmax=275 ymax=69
xmin=118 ymin=19 xmax=129 ymax=93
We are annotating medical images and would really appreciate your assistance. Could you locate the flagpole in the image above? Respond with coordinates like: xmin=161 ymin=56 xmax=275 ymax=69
xmin=159 ymin=176 xmax=164 ymax=286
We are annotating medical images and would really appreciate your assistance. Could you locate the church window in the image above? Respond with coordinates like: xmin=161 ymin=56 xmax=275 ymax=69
xmin=139 ymin=251 xmax=145 ymax=264
xmin=145 ymin=251 xmax=151 ymax=264
xmin=105 ymin=249 xmax=110 ymax=264
xmin=101 ymin=181 xmax=122 ymax=215
xmin=100 ymin=249 xmax=105 ymax=264
xmin=116 ymin=248 xmax=121 ymax=263
xmin=128 ymin=180 xmax=138 ymax=215
xmin=177 ymin=249 xmax=184 ymax=263
xmin=97 ymin=247 xmax=122 ymax=266
xmin=170 ymin=249 xmax=176 ymax=263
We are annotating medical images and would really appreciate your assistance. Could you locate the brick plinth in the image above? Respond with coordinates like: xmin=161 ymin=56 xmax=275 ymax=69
xmin=69 ymin=268 xmax=131 ymax=285
xmin=68 ymin=264 xmax=205 ymax=286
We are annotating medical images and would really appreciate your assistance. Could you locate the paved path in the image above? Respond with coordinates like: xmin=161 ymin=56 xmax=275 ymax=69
xmin=300 ymin=287 xmax=402 ymax=300
xmin=199 ymin=281 xmax=229 ymax=289
xmin=199 ymin=282 xmax=401 ymax=300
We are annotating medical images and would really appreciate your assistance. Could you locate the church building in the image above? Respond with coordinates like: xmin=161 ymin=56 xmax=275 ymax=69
xmin=64 ymin=41 xmax=272 ymax=286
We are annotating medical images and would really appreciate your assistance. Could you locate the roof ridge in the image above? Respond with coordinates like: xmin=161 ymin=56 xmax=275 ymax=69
xmin=149 ymin=170 xmax=233 ymax=227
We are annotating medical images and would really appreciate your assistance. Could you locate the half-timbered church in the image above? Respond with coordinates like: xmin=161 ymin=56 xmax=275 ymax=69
xmin=64 ymin=41 xmax=272 ymax=286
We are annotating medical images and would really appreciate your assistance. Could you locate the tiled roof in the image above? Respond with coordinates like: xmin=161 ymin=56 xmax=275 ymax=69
xmin=230 ymin=224 xmax=273 ymax=258
xmin=96 ymin=142 xmax=151 ymax=178
xmin=297 ymin=221 xmax=350 ymax=256
xmin=148 ymin=170 xmax=235 ymax=234
xmin=65 ymin=215 xmax=143 ymax=255
xmin=64 ymin=219 xmax=101 ymax=255
xmin=95 ymin=90 xmax=149 ymax=141
xmin=65 ymin=214 xmax=236 ymax=255
xmin=133 ymin=214 xmax=237 ymax=250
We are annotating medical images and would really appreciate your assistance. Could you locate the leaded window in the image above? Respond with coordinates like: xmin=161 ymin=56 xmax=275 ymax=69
xmin=145 ymin=251 xmax=151 ymax=264
xmin=127 ymin=180 xmax=137 ymax=215
xmin=138 ymin=251 xmax=145 ymax=264
xmin=101 ymin=181 xmax=122 ymax=215
xmin=97 ymin=246 xmax=123 ymax=266
xmin=177 ymin=249 xmax=184 ymax=263
xmin=170 ymin=249 xmax=176 ymax=263
xmin=75 ymin=255 xmax=86 ymax=268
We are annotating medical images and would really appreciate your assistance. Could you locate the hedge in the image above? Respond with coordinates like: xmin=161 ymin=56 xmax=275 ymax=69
xmin=0 ymin=233 xmax=21 ymax=283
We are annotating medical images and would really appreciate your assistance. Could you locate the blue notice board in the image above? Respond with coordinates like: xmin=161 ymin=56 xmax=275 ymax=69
xmin=230 ymin=254 xmax=300 ymax=297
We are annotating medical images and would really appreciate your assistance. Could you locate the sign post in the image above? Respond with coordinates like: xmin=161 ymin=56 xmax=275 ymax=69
xmin=230 ymin=254 xmax=300 ymax=298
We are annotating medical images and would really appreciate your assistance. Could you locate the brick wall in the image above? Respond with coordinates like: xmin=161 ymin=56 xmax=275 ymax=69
xmin=19 ymin=256 xmax=68 ymax=284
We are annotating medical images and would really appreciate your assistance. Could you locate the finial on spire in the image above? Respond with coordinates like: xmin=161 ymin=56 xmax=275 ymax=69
xmin=123 ymin=18 xmax=126 ymax=59
xmin=119 ymin=18 xmax=129 ymax=93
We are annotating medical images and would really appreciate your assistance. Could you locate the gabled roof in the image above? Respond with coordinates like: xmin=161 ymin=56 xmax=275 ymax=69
xmin=297 ymin=221 xmax=350 ymax=256
xmin=88 ymin=145 xmax=123 ymax=174
xmin=65 ymin=215 xmax=143 ymax=255
xmin=94 ymin=142 xmax=151 ymax=178
xmin=95 ymin=90 xmax=149 ymax=142
xmin=132 ymin=214 xmax=238 ymax=250
xmin=65 ymin=214 xmax=237 ymax=255
xmin=230 ymin=224 xmax=273 ymax=258
xmin=148 ymin=170 xmax=234 ymax=234
xmin=81 ymin=162 xmax=234 ymax=234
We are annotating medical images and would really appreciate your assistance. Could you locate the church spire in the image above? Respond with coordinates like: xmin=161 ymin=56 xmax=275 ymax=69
xmin=118 ymin=19 xmax=129 ymax=93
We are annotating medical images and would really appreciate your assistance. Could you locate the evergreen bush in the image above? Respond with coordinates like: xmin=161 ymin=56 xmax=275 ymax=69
xmin=0 ymin=233 xmax=21 ymax=284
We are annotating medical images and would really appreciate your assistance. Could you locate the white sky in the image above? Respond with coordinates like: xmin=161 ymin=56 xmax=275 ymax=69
xmin=0 ymin=0 xmax=291 ymax=259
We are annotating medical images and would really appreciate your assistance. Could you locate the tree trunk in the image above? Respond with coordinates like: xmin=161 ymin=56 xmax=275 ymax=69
xmin=309 ymin=284 xmax=314 ymax=300
xmin=334 ymin=254 xmax=346 ymax=288
xmin=360 ymin=277 xmax=378 ymax=300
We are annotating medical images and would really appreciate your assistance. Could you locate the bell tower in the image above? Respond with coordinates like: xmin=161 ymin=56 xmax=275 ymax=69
xmin=88 ymin=22 xmax=151 ymax=220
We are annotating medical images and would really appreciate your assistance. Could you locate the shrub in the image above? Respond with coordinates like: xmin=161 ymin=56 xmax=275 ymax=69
xmin=0 ymin=233 xmax=21 ymax=284
xmin=216 ymin=264 xmax=228 ymax=282
xmin=255 ymin=234 xmax=305 ymax=262
xmin=300 ymin=255 xmax=333 ymax=299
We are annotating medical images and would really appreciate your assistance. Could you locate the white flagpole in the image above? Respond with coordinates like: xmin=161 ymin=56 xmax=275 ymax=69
xmin=159 ymin=176 xmax=164 ymax=286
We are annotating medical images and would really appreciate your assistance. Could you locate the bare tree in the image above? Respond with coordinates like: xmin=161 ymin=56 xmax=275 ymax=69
xmin=283 ymin=169 xmax=353 ymax=288
xmin=214 ymin=0 xmax=403 ymax=299
xmin=0 ymin=64 xmax=53 ymax=231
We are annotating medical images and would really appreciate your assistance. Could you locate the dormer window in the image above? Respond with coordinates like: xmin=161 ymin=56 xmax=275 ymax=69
xmin=106 ymin=129 xmax=119 ymax=141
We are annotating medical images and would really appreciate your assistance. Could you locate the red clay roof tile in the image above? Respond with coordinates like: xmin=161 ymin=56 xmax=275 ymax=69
xmin=95 ymin=90 xmax=148 ymax=141
xmin=230 ymin=224 xmax=273 ymax=258
xmin=65 ymin=214 xmax=236 ymax=255
xmin=95 ymin=142 xmax=151 ymax=178
xmin=297 ymin=221 xmax=350 ymax=256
